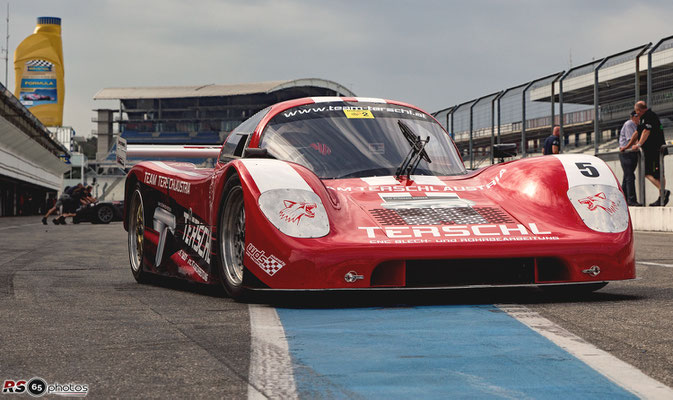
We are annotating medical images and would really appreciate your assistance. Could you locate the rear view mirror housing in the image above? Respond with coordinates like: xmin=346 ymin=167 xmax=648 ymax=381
xmin=493 ymin=143 xmax=517 ymax=162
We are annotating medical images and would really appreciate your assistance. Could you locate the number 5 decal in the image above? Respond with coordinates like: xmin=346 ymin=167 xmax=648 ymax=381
xmin=575 ymin=162 xmax=599 ymax=178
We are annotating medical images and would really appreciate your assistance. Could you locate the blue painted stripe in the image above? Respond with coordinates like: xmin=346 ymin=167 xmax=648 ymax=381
xmin=276 ymin=305 xmax=636 ymax=399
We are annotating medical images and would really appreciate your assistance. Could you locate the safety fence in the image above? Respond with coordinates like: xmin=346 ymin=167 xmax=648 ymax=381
xmin=433 ymin=34 xmax=673 ymax=206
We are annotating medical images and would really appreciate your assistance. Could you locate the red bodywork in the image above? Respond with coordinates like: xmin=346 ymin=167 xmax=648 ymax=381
xmin=123 ymin=97 xmax=635 ymax=290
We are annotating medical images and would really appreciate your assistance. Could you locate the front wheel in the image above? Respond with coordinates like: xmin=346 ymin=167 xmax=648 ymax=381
xmin=216 ymin=173 xmax=249 ymax=300
xmin=128 ymin=187 xmax=149 ymax=283
xmin=96 ymin=204 xmax=115 ymax=224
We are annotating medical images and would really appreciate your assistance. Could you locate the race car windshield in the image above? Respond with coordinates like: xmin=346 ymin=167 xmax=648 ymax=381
xmin=259 ymin=102 xmax=466 ymax=179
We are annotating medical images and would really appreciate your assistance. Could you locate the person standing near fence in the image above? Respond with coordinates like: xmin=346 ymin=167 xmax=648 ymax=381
xmin=619 ymin=111 xmax=641 ymax=206
xmin=543 ymin=126 xmax=560 ymax=155
xmin=631 ymin=101 xmax=670 ymax=206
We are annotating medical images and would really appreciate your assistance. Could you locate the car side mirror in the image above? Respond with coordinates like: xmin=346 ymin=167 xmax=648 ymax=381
xmin=243 ymin=148 xmax=275 ymax=159
xmin=493 ymin=143 xmax=517 ymax=163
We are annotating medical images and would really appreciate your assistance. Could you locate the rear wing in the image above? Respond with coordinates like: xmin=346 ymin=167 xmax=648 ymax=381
xmin=116 ymin=136 xmax=221 ymax=168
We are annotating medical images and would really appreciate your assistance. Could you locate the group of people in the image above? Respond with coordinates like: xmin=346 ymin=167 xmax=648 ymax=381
xmin=543 ymin=101 xmax=669 ymax=207
xmin=41 ymin=183 xmax=97 ymax=225
xmin=619 ymin=101 xmax=670 ymax=207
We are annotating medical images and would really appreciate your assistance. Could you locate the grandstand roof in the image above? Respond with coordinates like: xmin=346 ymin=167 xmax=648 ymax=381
xmin=93 ymin=78 xmax=356 ymax=100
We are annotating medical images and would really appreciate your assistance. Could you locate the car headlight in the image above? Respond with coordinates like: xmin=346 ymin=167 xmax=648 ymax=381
xmin=568 ymin=184 xmax=628 ymax=233
xmin=258 ymin=188 xmax=330 ymax=238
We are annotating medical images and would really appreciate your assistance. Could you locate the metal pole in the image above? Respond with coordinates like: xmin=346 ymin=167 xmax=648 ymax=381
xmin=521 ymin=81 xmax=535 ymax=158
xmin=647 ymin=49 xmax=653 ymax=107
xmin=490 ymin=98 xmax=495 ymax=165
xmin=558 ymin=65 xmax=582 ymax=153
xmin=4 ymin=3 xmax=8 ymax=87
xmin=634 ymin=44 xmax=651 ymax=102
xmin=638 ymin=148 xmax=646 ymax=206
xmin=469 ymin=102 xmax=474 ymax=169
xmin=660 ymin=147 xmax=665 ymax=207
xmin=594 ymin=67 xmax=599 ymax=154
xmin=646 ymin=36 xmax=673 ymax=106
xmin=593 ymin=57 xmax=608 ymax=155
xmin=491 ymin=92 xmax=504 ymax=165
xmin=497 ymin=94 xmax=502 ymax=144
xmin=449 ymin=107 xmax=455 ymax=140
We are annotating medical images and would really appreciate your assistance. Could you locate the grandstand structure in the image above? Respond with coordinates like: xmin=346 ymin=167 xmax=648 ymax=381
xmin=434 ymin=36 xmax=673 ymax=168
xmin=91 ymin=78 xmax=356 ymax=200
xmin=0 ymin=83 xmax=69 ymax=216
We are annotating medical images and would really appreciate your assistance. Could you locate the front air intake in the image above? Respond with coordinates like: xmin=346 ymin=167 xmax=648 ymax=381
xmin=404 ymin=258 xmax=535 ymax=287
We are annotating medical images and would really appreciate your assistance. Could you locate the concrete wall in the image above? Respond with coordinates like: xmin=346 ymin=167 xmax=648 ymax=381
xmin=629 ymin=207 xmax=673 ymax=232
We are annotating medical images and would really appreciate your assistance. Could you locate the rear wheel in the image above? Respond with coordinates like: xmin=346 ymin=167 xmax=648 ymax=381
xmin=128 ymin=188 xmax=149 ymax=283
xmin=217 ymin=174 xmax=249 ymax=300
xmin=96 ymin=204 xmax=115 ymax=224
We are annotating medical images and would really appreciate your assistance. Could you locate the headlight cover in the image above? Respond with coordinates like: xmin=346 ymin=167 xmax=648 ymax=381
xmin=568 ymin=184 xmax=628 ymax=233
xmin=258 ymin=188 xmax=330 ymax=238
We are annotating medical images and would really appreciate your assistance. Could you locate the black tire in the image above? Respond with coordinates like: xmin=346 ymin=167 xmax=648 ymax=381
xmin=128 ymin=187 xmax=150 ymax=283
xmin=216 ymin=173 xmax=249 ymax=301
xmin=96 ymin=204 xmax=115 ymax=224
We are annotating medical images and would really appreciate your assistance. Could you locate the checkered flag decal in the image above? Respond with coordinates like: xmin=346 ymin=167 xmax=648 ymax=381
xmin=246 ymin=243 xmax=286 ymax=276
xmin=26 ymin=59 xmax=54 ymax=67
xmin=261 ymin=255 xmax=285 ymax=276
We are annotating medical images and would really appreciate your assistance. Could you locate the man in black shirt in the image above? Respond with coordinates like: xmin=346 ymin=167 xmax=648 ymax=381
xmin=630 ymin=101 xmax=669 ymax=206
xmin=543 ymin=126 xmax=560 ymax=155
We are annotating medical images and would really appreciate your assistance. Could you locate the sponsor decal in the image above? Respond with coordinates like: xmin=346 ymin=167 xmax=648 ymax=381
xmin=310 ymin=142 xmax=332 ymax=155
xmin=330 ymin=169 xmax=506 ymax=192
xmin=182 ymin=211 xmax=212 ymax=264
xmin=343 ymin=109 xmax=374 ymax=119
xmin=153 ymin=207 xmax=176 ymax=266
xmin=358 ymin=223 xmax=558 ymax=244
xmin=368 ymin=143 xmax=385 ymax=154
xmin=279 ymin=200 xmax=317 ymax=224
xmin=578 ymin=192 xmax=618 ymax=215
xmin=177 ymin=249 xmax=208 ymax=281
xmin=283 ymin=105 xmax=427 ymax=119
xmin=246 ymin=243 xmax=285 ymax=276
xmin=143 ymin=172 xmax=191 ymax=194
xmin=3 ymin=377 xmax=88 ymax=397
xmin=20 ymin=79 xmax=55 ymax=87
xmin=379 ymin=192 xmax=474 ymax=209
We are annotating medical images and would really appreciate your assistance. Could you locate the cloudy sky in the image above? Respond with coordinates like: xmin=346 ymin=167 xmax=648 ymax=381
xmin=9 ymin=0 xmax=673 ymax=138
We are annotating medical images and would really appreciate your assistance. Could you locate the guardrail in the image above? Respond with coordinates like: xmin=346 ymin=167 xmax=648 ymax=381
xmin=660 ymin=144 xmax=673 ymax=205
xmin=595 ymin=148 xmax=646 ymax=205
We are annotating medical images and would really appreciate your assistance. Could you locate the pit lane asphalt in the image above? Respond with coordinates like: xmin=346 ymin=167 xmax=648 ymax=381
xmin=0 ymin=216 xmax=672 ymax=398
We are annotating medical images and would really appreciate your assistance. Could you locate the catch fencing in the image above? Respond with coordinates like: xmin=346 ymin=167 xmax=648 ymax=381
xmin=433 ymin=35 xmax=673 ymax=206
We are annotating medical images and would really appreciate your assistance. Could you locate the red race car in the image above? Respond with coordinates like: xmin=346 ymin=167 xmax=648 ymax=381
xmin=122 ymin=97 xmax=634 ymax=300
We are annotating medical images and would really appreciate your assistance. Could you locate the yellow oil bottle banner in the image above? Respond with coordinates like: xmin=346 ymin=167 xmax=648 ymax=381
xmin=14 ymin=16 xmax=64 ymax=126
xmin=19 ymin=59 xmax=57 ymax=108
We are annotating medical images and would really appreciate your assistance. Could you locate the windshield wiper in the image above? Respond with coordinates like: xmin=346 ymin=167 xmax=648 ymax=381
xmin=395 ymin=120 xmax=432 ymax=179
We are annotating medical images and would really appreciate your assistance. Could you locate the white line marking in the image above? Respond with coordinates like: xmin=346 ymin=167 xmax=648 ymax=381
xmin=499 ymin=304 xmax=673 ymax=399
xmin=638 ymin=261 xmax=673 ymax=268
xmin=248 ymin=304 xmax=298 ymax=400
